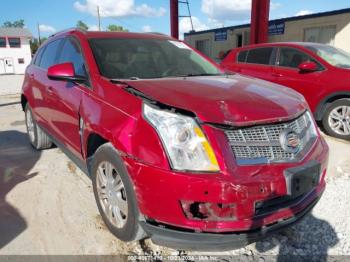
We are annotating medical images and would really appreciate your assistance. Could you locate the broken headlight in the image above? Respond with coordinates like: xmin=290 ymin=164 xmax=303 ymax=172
xmin=143 ymin=103 xmax=219 ymax=172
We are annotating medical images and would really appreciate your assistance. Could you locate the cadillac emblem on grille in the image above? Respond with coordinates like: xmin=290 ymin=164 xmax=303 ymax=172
xmin=280 ymin=129 xmax=301 ymax=154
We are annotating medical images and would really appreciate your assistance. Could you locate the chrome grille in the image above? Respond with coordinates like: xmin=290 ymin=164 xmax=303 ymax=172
xmin=224 ymin=112 xmax=317 ymax=164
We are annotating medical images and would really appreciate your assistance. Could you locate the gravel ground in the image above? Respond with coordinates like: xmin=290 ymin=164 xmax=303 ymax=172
xmin=0 ymin=94 xmax=350 ymax=261
xmin=0 ymin=75 xmax=24 ymax=96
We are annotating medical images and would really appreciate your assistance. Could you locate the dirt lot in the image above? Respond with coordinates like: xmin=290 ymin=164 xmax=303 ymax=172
xmin=1 ymin=93 xmax=350 ymax=260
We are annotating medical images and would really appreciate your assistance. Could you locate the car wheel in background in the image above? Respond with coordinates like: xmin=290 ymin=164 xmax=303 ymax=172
xmin=322 ymin=99 xmax=350 ymax=140
xmin=25 ymin=104 xmax=53 ymax=149
xmin=91 ymin=143 xmax=146 ymax=242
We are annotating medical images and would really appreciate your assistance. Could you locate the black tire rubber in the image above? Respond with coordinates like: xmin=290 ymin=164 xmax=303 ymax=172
xmin=322 ymin=99 xmax=350 ymax=140
xmin=25 ymin=104 xmax=52 ymax=150
xmin=91 ymin=143 xmax=146 ymax=242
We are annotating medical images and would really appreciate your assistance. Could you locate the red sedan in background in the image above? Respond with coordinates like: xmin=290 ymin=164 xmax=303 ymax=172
xmin=221 ymin=42 xmax=350 ymax=140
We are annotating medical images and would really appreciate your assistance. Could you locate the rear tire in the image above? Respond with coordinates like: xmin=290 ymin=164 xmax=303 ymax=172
xmin=25 ymin=104 xmax=52 ymax=150
xmin=91 ymin=143 xmax=146 ymax=242
xmin=322 ymin=99 xmax=350 ymax=140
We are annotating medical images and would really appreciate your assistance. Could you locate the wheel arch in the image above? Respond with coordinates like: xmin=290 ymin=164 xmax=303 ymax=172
xmin=21 ymin=94 xmax=28 ymax=111
xmin=85 ymin=132 xmax=109 ymax=159
xmin=314 ymin=91 xmax=350 ymax=121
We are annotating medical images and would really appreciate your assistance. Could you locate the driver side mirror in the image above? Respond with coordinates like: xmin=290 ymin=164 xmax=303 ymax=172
xmin=298 ymin=61 xmax=318 ymax=73
xmin=47 ymin=62 xmax=86 ymax=83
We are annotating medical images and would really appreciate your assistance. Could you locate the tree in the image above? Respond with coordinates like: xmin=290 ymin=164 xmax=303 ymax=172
xmin=30 ymin=37 xmax=48 ymax=54
xmin=30 ymin=38 xmax=40 ymax=54
xmin=76 ymin=20 xmax=88 ymax=30
xmin=2 ymin=19 xmax=25 ymax=28
xmin=107 ymin=24 xmax=128 ymax=32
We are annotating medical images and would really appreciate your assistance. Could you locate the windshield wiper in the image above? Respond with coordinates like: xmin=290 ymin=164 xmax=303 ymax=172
xmin=174 ymin=73 xmax=225 ymax=77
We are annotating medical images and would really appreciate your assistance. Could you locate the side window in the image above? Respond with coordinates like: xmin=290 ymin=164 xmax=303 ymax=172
xmin=237 ymin=50 xmax=248 ymax=63
xmin=246 ymin=48 xmax=273 ymax=65
xmin=58 ymin=38 xmax=87 ymax=77
xmin=40 ymin=39 xmax=62 ymax=69
xmin=278 ymin=47 xmax=320 ymax=69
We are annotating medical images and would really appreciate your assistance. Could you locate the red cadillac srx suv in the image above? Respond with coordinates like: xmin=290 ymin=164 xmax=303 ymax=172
xmin=21 ymin=29 xmax=329 ymax=250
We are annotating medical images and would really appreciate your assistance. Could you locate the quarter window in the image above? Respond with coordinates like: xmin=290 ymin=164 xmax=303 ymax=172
xmin=246 ymin=48 xmax=273 ymax=65
xmin=58 ymin=38 xmax=87 ymax=77
xmin=34 ymin=47 xmax=45 ymax=66
xmin=0 ymin=38 xmax=6 ymax=47
xmin=237 ymin=50 xmax=248 ymax=63
xmin=278 ymin=47 xmax=320 ymax=69
xmin=8 ymin=38 xmax=20 ymax=48
xmin=39 ymin=39 xmax=63 ymax=69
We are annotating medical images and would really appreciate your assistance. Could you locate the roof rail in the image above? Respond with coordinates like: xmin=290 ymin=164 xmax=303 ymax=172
xmin=49 ymin=27 xmax=87 ymax=38
xmin=148 ymin=32 xmax=169 ymax=36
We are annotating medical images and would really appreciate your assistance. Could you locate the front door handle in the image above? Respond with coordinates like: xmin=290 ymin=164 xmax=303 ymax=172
xmin=272 ymin=73 xmax=283 ymax=77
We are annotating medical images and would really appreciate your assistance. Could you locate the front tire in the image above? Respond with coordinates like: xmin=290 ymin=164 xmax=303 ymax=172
xmin=322 ymin=99 xmax=350 ymax=140
xmin=91 ymin=143 xmax=146 ymax=242
xmin=25 ymin=104 xmax=52 ymax=150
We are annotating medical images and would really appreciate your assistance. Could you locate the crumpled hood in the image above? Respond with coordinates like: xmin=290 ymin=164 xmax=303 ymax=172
xmin=124 ymin=75 xmax=308 ymax=126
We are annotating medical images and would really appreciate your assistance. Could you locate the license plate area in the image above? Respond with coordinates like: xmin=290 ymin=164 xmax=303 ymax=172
xmin=284 ymin=161 xmax=321 ymax=197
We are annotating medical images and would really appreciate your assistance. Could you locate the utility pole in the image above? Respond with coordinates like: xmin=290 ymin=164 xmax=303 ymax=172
xmin=37 ymin=23 xmax=41 ymax=45
xmin=170 ymin=0 xmax=179 ymax=39
xmin=97 ymin=5 xmax=101 ymax=31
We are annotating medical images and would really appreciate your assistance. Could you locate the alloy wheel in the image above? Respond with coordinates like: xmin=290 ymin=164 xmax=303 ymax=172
xmin=96 ymin=161 xmax=128 ymax=228
xmin=328 ymin=106 xmax=350 ymax=136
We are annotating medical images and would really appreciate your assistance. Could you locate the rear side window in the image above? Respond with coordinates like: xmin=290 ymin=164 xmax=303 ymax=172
xmin=39 ymin=39 xmax=62 ymax=70
xmin=58 ymin=37 xmax=87 ymax=77
xmin=33 ymin=47 xmax=45 ymax=66
xmin=237 ymin=50 xmax=248 ymax=63
xmin=246 ymin=48 xmax=273 ymax=65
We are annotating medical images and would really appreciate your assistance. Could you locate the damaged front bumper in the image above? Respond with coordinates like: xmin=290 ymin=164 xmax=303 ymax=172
xmin=140 ymin=190 xmax=323 ymax=251
xmin=121 ymin=135 xmax=328 ymax=250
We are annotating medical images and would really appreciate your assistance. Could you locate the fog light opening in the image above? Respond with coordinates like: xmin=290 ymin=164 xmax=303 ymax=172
xmin=181 ymin=201 xmax=236 ymax=221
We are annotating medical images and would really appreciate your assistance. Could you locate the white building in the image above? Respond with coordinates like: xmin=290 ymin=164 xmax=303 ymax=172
xmin=0 ymin=28 xmax=33 ymax=74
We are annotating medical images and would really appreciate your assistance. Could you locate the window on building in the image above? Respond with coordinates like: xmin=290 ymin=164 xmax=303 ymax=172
xmin=304 ymin=25 xmax=336 ymax=45
xmin=8 ymin=38 xmax=21 ymax=48
xmin=278 ymin=47 xmax=321 ymax=69
xmin=0 ymin=37 xmax=6 ymax=47
xmin=58 ymin=37 xmax=87 ymax=77
xmin=195 ymin=39 xmax=210 ymax=57
xmin=18 ymin=58 xmax=25 ymax=64
xmin=237 ymin=50 xmax=248 ymax=63
xmin=246 ymin=47 xmax=273 ymax=65
xmin=236 ymin=34 xmax=243 ymax=48
xmin=39 ymin=39 xmax=63 ymax=69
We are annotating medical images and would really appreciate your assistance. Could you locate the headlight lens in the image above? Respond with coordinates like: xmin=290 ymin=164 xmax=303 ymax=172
xmin=143 ymin=103 xmax=219 ymax=172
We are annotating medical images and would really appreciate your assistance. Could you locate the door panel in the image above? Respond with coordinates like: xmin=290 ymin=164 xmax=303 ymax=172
xmin=46 ymin=81 xmax=83 ymax=156
xmin=231 ymin=47 xmax=276 ymax=82
xmin=272 ymin=47 xmax=324 ymax=110
xmin=46 ymin=37 xmax=89 ymax=157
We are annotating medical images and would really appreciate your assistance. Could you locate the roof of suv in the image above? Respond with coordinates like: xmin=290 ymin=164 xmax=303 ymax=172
xmin=237 ymin=42 xmax=328 ymax=50
xmin=50 ymin=28 xmax=173 ymax=40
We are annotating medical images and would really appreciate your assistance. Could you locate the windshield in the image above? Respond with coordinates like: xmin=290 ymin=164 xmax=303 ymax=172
xmin=306 ymin=45 xmax=350 ymax=69
xmin=89 ymin=38 xmax=222 ymax=79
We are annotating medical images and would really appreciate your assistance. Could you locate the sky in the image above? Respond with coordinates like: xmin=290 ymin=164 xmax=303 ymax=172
xmin=1 ymin=0 xmax=350 ymax=39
